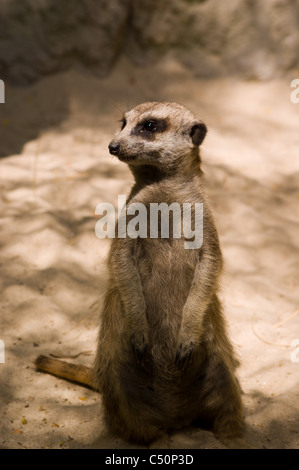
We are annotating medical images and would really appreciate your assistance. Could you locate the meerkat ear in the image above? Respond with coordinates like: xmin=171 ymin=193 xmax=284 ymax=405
xmin=190 ymin=122 xmax=207 ymax=147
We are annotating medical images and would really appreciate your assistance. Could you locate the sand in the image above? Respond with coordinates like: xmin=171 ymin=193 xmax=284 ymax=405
xmin=0 ymin=57 xmax=298 ymax=449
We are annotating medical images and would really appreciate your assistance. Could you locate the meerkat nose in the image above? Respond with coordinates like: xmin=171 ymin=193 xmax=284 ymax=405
xmin=108 ymin=142 xmax=121 ymax=155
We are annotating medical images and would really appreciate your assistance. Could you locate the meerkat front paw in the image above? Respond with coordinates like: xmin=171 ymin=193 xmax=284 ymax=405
xmin=175 ymin=338 xmax=195 ymax=368
xmin=130 ymin=332 xmax=149 ymax=365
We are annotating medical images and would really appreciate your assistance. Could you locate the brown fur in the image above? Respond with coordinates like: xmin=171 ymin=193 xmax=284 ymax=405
xmin=36 ymin=102 xmax=250 ymax=448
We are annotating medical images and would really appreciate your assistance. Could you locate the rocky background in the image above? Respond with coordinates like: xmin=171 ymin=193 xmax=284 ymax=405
xmin=0 ymin=0 xmax=299 ymax=85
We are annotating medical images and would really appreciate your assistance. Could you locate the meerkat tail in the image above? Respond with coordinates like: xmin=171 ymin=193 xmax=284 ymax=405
xmin=35 ymin=355 xmax=94 ymax=389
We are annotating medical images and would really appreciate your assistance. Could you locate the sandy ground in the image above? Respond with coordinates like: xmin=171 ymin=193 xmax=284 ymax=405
xmin=0 ymin=57 xmax=299 ymax=449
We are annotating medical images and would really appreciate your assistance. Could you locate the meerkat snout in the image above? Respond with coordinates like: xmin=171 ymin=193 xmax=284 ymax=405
xmin=108 ymin=141 xmax=121 ymax=155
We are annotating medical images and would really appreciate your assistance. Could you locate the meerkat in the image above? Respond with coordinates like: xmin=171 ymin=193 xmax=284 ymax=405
xmin=36 ymin=102 xmax=250 ymax=449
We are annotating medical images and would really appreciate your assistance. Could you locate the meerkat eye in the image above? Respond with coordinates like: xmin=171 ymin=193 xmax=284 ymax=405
xmin=142 ymin=121 xmax=157 ymax=132
xmin=134 ymin=118 xmax=167 ymax=137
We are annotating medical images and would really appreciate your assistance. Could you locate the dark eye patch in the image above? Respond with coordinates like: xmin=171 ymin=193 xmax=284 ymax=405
xmin=132 ymin=118 xmax=168 ymax=139
xmin=119 ymin=117 xmax=127 ymax=130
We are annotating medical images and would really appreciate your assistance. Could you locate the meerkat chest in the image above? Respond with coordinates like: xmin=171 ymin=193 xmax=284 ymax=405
xmin=134 ymin=235 xmax=198 ymax=293
xmin=129 ymin=183 xmax=202 ymax=320
xmin=134 ymin=236 xmax=198 ymax=345
xmin=127 ymin=180 xmax=204 ymax=249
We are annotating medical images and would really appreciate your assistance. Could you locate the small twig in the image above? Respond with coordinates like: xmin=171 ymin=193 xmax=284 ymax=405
xmin=272 ymin=309 xmax=299 ymax=329
xmin=49 ymin=350 xmax=93 ymax=359
xmin=251 ymin=312 xmax=291 ymax=349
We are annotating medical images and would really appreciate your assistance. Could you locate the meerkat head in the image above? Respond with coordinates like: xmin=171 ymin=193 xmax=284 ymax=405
xmin=108 ymin=102 xmax=207 ymax=174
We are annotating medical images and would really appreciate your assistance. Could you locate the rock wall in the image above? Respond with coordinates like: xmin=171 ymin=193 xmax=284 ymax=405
xmin=0 ymin=0 xmax=298 ymax=84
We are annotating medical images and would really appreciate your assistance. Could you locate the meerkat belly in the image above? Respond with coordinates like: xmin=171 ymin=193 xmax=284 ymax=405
xmin=135 ymin=237 xmax=197 ymax=353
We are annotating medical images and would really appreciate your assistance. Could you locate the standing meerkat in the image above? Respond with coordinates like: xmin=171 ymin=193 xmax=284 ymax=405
xmin=36 ymin=102 xmax=250 ymax=448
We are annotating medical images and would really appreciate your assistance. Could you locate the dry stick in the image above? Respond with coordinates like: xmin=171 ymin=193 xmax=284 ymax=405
xmin=251 ymin=312 xmax=291 ymax=349
xmin=273 ymin=309 xmax=299 ymax=329
xmin=35 ymin=355 xmax=94 ymax=389
xmin=49 ymin=350 xmax=93 ymax=359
